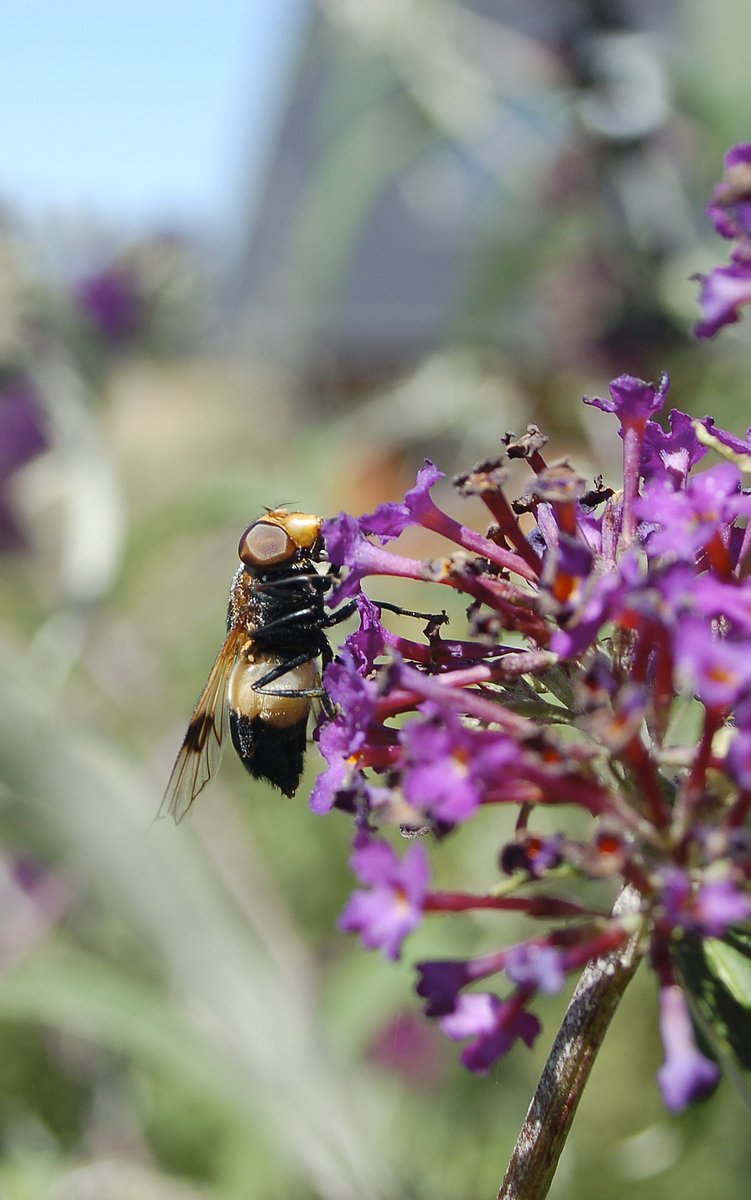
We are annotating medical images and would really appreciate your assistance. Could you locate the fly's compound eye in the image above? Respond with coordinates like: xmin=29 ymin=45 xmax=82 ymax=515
xmin=239 ymin=521 xmax=297 ymax=569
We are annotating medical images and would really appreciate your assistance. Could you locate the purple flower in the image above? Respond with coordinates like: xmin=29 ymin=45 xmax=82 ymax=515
xmin=499 ymin=833 xmax=565 ymax=878
xmin=505 ymin=944 xmax=565 ymax=995
xmin=399 ymin=703 xmax=521 ymax=825
xmin=706 ymin=143 xmax=751 ymax=241
xmin=322 ymin=513 xmax=426 ymax=604
xmin=416 ymin=948 xmax=514 ymax=1016
xmin=367 ymin=1009 xmax=446 ymax=1086
xmin=642 ymin=410 xmax=709 ymax=488
xmin=0 ymin=378 xmax=47 ymax=479
xmin=359 ymin=461 xmax=445 ymax=542
xmin=345 ymin=594 xmax=392 ymax=672
xmin=440 ymin=992 xmax=541 ymax=1074
xmin=660 ymin=868 xmax=751 ymax=938
xmin=325 ymin=649 xmax=378 ymax=737
xmin=695 ymin=261 xmax=751 ymax=339
xmin=310 ymin=721 xmax=363 ymax=815
xmin=540 ymin=533 xmax=594 ymax=611
xmin=696 ymin=145 xmax=751 ymax=338
xmin=700 ymin=418 xmax=751 ymax=461
xmin=636 ymin=462 xmax=750 ymax=560
xmin=584 ymin=374 xmax=671 ymax=546
xmin=338 ymin=834 xmax=430 ymax=960
xmin=310 ymin=651 xmax=378 ymax=814
xmin=657 ymin=984 xmax=720 ymax=1112
xmin=323 ymin=512 xmax=363 ymax=572
xmin=416 ymin=959 xmax=474 ymax=1017
xmin=689 ymin=572 xmax=751 ymax=635
xmin=355 ymin=459 xmax=538 ymax=581
xmin=693 ymin=879 xmax=751 ymax=936
xmin=675 ymin=618 xmax=751 ymax=711
xmin=584 ymin=373 xmax=668 ymax=427
xmin=659 ymin=869 xmax=697 ymax=932
xmin=550 ymin=551 xmax=642 ymax=659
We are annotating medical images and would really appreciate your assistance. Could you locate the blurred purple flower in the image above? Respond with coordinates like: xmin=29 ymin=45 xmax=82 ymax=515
xmin=636 ymin=462 xmax=750 ymax=560
xmin=660 ymin=868 xmax=751 ymax=938
xmin=416 ymin=959 xmax=475 ymax=1017
xmin=695 ymin=262 xmax=751 ymax=340
xmin=505 ymin=944 xmax=566 ymax=995
xmin=675 ymin=618 xmax=751 ymax=712
xmin=441 ymin=992 xmax=541 ymax=1074
xmin=499 ymin=833 xmax=565 ymax=878
xmin=0 ymin=375 xmax=49 ymax=550
xmin=706 ymin=143 xmax=751 ymax=241
xmin=657 ymin=984 xmax=720 ymax=1112
xmin=338 ymin=834 xmax=430 ymax=960
xmin=367 ymin=1009 xmax=447 ymax=1088
xmin=74 ymin=263 xmax=143 ymax=343
xmin=696 ymin=144 xmax=751 ymax=338
xmin=0 ymin=855 xmax=70 ymax=972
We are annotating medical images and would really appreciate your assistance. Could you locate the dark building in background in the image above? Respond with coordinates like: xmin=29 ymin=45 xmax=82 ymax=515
xmin=235 ymin=0 xmax=686 ymax=400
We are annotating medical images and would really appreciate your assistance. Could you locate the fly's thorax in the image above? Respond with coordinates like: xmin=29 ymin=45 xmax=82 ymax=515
xmin=227 ymin=559 xmax=327 ymax=638
xmin=228 ymin=653 xmax=319 ymax=726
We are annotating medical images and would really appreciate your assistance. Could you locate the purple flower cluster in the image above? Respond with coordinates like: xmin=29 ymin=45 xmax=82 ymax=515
xmin=314 ymin=368 xmax=751 ymax=1112
xmin=695 ymin=142 xmax=751 ymax=338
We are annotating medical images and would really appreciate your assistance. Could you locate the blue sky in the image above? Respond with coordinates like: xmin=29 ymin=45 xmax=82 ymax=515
xmin=0 ymin=0 xmax=307 ymax=236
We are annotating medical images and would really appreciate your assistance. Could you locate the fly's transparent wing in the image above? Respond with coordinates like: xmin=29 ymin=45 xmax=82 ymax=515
xmin=160 ymin=628 xmax=245 ymax=822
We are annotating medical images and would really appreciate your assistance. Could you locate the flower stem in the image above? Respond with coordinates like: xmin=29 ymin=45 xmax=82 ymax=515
xmin=497 ymin=886 xmax=644 ymax=1200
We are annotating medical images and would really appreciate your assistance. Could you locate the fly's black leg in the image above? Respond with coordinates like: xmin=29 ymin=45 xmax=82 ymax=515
xmin=251 ymin=634 xmax=338 ymax=715
xmin=322 ymin=599 xmax=358 ymax=627
xmin=317 ymin=630 xmax=337 ymax=718
xmin=373 ymin=600 xmax=448 ymax=625
xmin=323 ymin=597 xmax=447 ymax=628
xmin=250 ymin=649 xmax=326 ymax=699
xmin=258 ymin=686 xmax=326 ymax=698
xmin=254 ymin=605 xmax=325 ymax=637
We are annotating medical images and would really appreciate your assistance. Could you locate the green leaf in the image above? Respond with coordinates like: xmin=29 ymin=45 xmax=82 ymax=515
xmin=705 ymin=933 xmax=751 ymax=1011
xmin=673 ymin=926 xmax=751 ymax=1088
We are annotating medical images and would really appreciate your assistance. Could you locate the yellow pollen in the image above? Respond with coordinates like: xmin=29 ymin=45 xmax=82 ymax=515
xmin=708 ymin=665 xmax=736 ymax=684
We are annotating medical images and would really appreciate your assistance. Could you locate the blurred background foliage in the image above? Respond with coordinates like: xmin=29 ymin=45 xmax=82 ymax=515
xmin=1 ymin=1 xmax=751 ymax=1197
